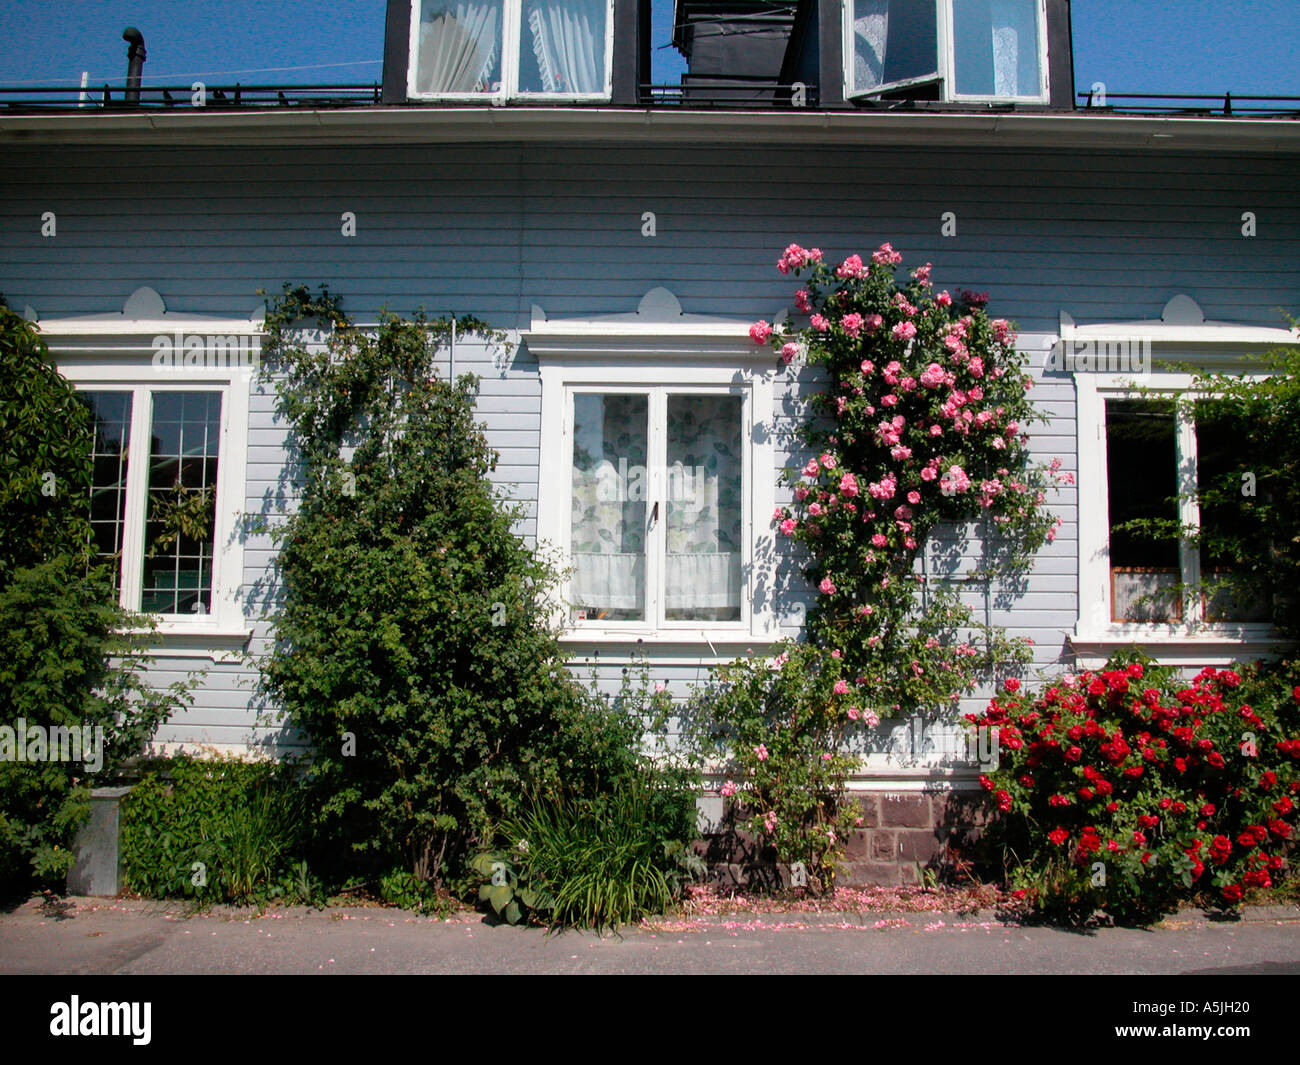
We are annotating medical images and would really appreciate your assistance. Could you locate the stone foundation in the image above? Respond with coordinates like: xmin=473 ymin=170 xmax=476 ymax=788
xmin=700 ymin=790 xmax=993 ymax=888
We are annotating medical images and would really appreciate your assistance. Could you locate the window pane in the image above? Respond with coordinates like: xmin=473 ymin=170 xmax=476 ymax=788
xmin=953 ymin=0 xmax=1042 ymax=97
xmin=81 ymin=391 xmax=132 ymax=594
xmin=666 ymin=394 xmax=742 ymax=622
xmin=415 ymin=0 xmax=504 ymax=94
xmin=570 ymin=393 xmax=647 ymax=622
xmin=517 ymin=0 xmax=608 ymax=94
xmin=142 ymin=392 xmax=221 ymax=615
xmin=1195 ymin=400 xmax=1270 ymax=622
xmin=852 ymin=0 xmax=938 ymax=94
xmin=1106 ymin=399 xmax=1180 ymax=621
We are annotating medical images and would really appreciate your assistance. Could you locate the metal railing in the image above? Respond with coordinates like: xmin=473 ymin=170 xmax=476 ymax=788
xmin=1079 ymin=91 xmax=1300 ymax=116
xmin=640 ymin=77 xmax=818 ymax=109
xmin=0 ymin=82 xmax=382 ymax=111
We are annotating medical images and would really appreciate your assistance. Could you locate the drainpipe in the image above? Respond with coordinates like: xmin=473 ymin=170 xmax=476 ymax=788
xmin=122 ymin=27 xmax=146 ymax=105
xmin=449 ymin=314 xmax=456 ymax=382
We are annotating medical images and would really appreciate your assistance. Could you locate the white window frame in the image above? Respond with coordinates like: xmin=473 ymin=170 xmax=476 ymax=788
xmin=527 ymin=288 xmax=778 ymax=645
xmin=843 ymin=0 xmax=1049 ymax=104
xmin=405 ymin=0 xmax=615 ymax=103
xmin=1065 ymin=297 xmax=1299 ymax=668
xmin=29 ymin=289 xmax=256 ymax=654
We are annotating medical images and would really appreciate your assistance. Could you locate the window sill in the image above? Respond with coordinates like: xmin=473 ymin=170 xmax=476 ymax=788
xmin=123 ymin=625 xmax=253 ymax=662
xmin=1069 ymin=628 xmax=1291 ymax=669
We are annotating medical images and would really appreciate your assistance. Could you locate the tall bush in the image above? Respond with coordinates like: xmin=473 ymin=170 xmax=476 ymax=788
xmin=0 ymin=305 xmax=184 ymax=895
xmin=256 ymin=286 xmax=648 ymax=890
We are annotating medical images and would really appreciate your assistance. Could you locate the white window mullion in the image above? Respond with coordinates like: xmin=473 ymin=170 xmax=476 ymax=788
xmin=118 ymin=386 xmax=151 ymax=614
xmin=502 ymin=0 xmax=521 ymax=99
xmin=646 ymin=388 xmax=667 ymax=629
xmin=1177 ymin=399 xmax=1203 ymax=626
xmin=937 ymin=0 xmax=954 ymax=96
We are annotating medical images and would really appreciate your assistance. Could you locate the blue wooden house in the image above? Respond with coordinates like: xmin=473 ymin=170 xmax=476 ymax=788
xmin=2 ymin=0 xmax=1298 ymax=876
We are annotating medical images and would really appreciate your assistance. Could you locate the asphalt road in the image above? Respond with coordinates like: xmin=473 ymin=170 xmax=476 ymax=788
xmin=3 ymin=896 xmax=1299 ymax=975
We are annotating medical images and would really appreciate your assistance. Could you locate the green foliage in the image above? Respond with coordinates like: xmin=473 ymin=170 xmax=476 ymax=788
xmin=120 ymin=753 xmax=312 ymax=906
xmin=0 ymin=307 xmax=188 ymax=896
xmin=974 ymin=652 xmax=1300 ymax=924
xmin=0 ymin=305 xmax=96 ymax=581
xmin=255 ymin=286 xmax=652 ymax=889
xmin=1118 ymin=337 xmax=1300 ymax=639
xmin=682 ymin=642 xmax=863 ymax=890
xmin=485 ymin=770 xmax=703 ymax=931
xmin=688 ymin=244 xmax=1062 ymax=890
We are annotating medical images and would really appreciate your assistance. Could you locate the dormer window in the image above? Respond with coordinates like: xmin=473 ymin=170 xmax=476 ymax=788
xmin=407 ymin=0 xmax=613 ymax=100
xmin=846 ymin=0 xmax=1048 ymax=102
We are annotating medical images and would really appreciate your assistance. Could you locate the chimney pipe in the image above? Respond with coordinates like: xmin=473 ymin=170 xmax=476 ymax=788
xmin=122 ymin=27 xmax=146 ymax=104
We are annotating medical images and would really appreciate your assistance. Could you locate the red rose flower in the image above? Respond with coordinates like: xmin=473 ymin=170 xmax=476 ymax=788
xmin=1048 ymin=828 xmax=1069 ymax=845
xmin=1222 ymin=883 xmax=1244 ymax=903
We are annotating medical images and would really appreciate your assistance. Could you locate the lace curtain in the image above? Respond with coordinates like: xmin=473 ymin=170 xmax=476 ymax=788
xmin=569 ymin=393 xmax=742 ymax=621
xmin=852 ymin=0 xmax=890 ymax=92
xmin=524 ymin=0 xmax=605 ymax=94
xmin=416 ymin=1 xmax=501 ymax=94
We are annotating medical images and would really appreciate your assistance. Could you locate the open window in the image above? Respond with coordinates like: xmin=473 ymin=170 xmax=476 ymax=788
xmin=408 ymin=0 xmax=614 ymax=100
xmin=1064 ymin=296 xmax=1298 ymax=667
xmin=845 ymin=0 xmax=1048 ymax=103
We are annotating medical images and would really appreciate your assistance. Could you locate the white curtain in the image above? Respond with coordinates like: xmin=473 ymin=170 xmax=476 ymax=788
xmin=666 ymin=552 xmax=741 ymax=610
xmin=572 ymin=551 xmax=644 ymax=610
xmin=416 ymin=1 xmax=500 ymax=93
xmin=525 ymin=0 xmax=605 ymax=94
xmin=853 ymin=0 xmax=890 ymax=92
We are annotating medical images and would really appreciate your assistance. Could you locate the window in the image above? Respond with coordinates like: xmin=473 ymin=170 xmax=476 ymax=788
xmin=1104 ymin=396 xmax=1267 ymax=625
xmin=1066 ymin=295 xmax=1298 ymax=666
xmin=568 ymin=387 xmax=746 ymax=628
xmin=528 ymin=287 xmax=776 ymax=643
xmin=845 ymin=0 xmax=1047 ymax=102
xmin=80 ymin=386 xmax=227 ymax=619
xmin=408 ymin=0 xmax=613 ymax=100
xmin=35 ymin=287 xmax=254 ymax=643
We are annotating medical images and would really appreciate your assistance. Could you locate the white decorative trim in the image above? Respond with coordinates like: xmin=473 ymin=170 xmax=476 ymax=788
xmin=1067 ymin=307 xmax=1294 ymax=667
xmin=36 ymin=291 xmax=255 ymax=644
xmin=1060 ymin=295 xmax=1300 ymax=349
xmin=533 ymin=289 xmax=779 ymax=643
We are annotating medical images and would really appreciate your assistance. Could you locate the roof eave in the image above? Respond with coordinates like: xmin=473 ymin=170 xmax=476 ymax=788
xmin=2 ymin=106 xmax=1299 ymax=152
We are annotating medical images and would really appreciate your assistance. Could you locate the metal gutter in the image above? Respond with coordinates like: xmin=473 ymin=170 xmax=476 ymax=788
xmin=2 ymin=105 xmax=1299 ymax=152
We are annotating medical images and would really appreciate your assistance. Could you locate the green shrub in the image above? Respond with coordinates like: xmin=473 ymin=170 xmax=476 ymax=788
xmin=485 ymin=769 xmax=703 ymax=931
xmin=120 ymin=753 xmax=311 ymax=905
xmin=0 ymin=306 xmax=188 ymax=896
xmin=255 ymin=287 xmax=653 ymax=890
xmin=974 ymin=651 xmax=1300 ymax=924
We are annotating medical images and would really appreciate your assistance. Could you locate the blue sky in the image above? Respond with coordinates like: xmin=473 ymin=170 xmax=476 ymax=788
xmin=0 ymin=0 xmax=1296 ymax=97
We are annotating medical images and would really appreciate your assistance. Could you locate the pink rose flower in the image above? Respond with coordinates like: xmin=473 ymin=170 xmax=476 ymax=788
xmin=810 ymin=314 xmax=830 ymax=332
xmin=839 ymin=472 xmax=859 ymax=497
xmin=754 ymin=744 xmax=769 ymax=761
xmin=720 ymin=780 xmax=738 ymax=797
xmin=836 ymin=254 xmax=868 ymax=278
xmin=780 ymin=341 xmax=802 ymax=365
xmin=749 ymin=320 xmax=773 ymax=344
xmin=935 ymin=290 xmax=953 ymax=306
xmin=833 ymin=680 xmax=850 ymax=695
xmin=892 ymin=321 xmax=917 ymax=340
xmin=872 ymin=242 xmax=903 ymax=265
xmin=779 ymin=518 xmax=797 ymax=536
xmin=819 ymin=453 xmax=838 ymax=470
xmin=840 ymin=312 xmax=864 ymax=338
xmin=819 ymin=577 xmax=837 ymax=595
xmin=794 ymin=289 xmax=812 ymax=313
xmin=907 ymin=490 xmax=921 ymax=504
